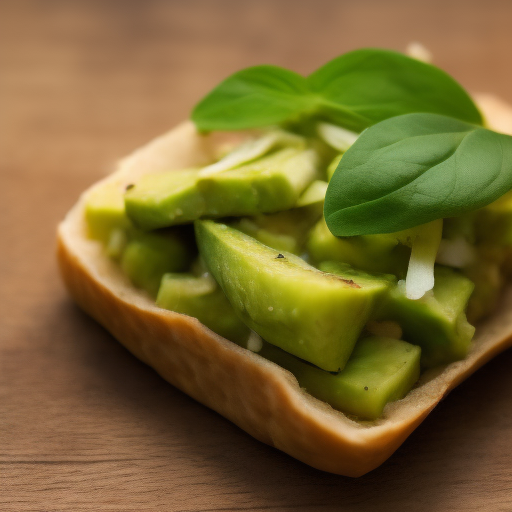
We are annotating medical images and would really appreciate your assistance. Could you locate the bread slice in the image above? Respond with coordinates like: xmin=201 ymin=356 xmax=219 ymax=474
xmin=57 ymin=95 xmax=512 ymax=477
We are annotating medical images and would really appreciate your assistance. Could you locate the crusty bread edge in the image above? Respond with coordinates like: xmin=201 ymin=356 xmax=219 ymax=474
xmin=57 ymin=95 xmax=512 ymax=477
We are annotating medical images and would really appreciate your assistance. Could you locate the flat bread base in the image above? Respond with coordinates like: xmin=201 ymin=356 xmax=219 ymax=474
xmin=57 ymin=95 xmax=512 ymax=476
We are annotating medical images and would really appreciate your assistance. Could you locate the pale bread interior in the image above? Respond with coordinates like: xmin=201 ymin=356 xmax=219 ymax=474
xmin=57 ymin=95 xmax=512 ymax=476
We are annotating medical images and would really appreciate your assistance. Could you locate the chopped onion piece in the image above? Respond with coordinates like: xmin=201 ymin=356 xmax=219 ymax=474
xmin=405 ymin=219 xmax=443 ymax=300
xmin=317 ymin=122 xmax=359 ymax=152
xmin=246 ymin=331 xmax=263 ymax=353
xmin=199 ymin=130 xmax=304 ymax=177
xmin=406 ymin=42 xmax=433 ymax=63
xmin=436 ymin=237 xmax=476 ymax=268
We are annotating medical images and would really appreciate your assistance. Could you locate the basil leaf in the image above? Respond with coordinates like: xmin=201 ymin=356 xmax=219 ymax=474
xmin=192 ymin=65 xmax=315 ymax=131
xmin=191 ymin=49 xmax=482 ymax=133
xmin=324 ymin=113 xmax=512 ymax=236
xmin=308 ymin=49 xmax=483 ymax=131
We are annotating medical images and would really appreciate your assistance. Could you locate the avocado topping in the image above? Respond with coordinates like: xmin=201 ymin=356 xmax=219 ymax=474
xmin=81 ymin=48 xmax=512 ymax=420
xmin=195 ymin=219 xmax=393 ymax=372
xmin=124 ymin=145 xmax=319 ymax=231
xmin=259 ymin=336 xmax=421 ymax=420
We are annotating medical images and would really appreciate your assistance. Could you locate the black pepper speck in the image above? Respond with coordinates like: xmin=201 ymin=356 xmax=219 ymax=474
xmin=276 ymin=254 xmax=285 ymax=259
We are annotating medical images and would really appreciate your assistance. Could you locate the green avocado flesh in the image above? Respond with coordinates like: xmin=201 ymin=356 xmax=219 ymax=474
xmin=307 ymin=218 xmax=411 ymax=276
xmin=85 ymin=182 xmax=132 ymax=243
xmin=476 ymin=192 xmax=512 ymax=246
xmin=82 ymin=128 xmax=510 ymax=420
xmin=124 ymin=147 xmax=319 ymax=231
xmin=379 ymin=267 xmax=475 ymax=367
xmin=259 ymin=337 xmax=421 ymax=420
xmin=195 ymin=219 xmax=393 ymax=372
xmin=124 ymin=170 xmax=203 ymax=231
xmin=84 ymin=181 xmax=194 ymax=298
xmin=326 ymin=154 xmax=342 ymax=181
xmin=295 ymin=180 xmax=328 ymax=207
xmin=156 ymin=273 xmax=250 ymax=344
xmin=232 ymin=204 xmax=323 ymax=255
xmin=321 ymin=261 xmax=474 ymax=367
xmin=120 ymin=231 xmax=194 ymax=297
xmin=465 ymin=252 xmax=503 ymax=324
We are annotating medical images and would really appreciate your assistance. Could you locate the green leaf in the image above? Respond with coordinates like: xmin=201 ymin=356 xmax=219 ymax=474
xmin=191 ymin=65 xmax=315 ymax=131
xmin=308 ymin=49 xmax=483 ymax=131
xmin=324 ymin=113 xmax=512 ymax=236
xmin=191 ymin=49 xmax=482 ymax=133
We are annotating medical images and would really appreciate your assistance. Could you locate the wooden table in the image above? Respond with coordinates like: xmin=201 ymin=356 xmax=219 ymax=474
xmin=2 ymin=1 xmax=512 ymax=510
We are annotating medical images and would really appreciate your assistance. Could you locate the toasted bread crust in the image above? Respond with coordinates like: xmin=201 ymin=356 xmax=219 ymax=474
xmin=57 ymin=96 xmax=512 ymax=476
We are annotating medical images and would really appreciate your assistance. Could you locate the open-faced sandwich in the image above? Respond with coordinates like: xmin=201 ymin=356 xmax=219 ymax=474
xmin=57 ymin=49 xmax=512 ymax=476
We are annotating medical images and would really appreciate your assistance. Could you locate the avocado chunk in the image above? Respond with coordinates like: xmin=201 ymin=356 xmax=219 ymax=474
xmin=464 ymin=245 xmax=505 ymax=323
xmin=85 ymin=181 xmax=132 ymax=243
xmin=120 ymin=230 xmax=194 ymax=297
xmin=234 ymin=217 xmax=299 ymax=254
xmin=319 ymin=261 xmax=396 ymax=290
xmin=232 ymin=204 xmax=323 ymax=255
xmin=377 ymin=266 xmax=475 ymax=368
xmin=326 ymin=154 xmax=342 ymax=181
xmin=198 ymin=147 xmax=318 ymax=214
xmin=124 ymin=169 xmax=204 ymax=230
xmin=293 ymin=180 xmax=328 ymax=207
xmin=307 ymin=218 xmax=410 ymax=276
xmin=156 ymin=273 xmax=250 ymax=345
xmin=124 ymin=147 xmax=319 ymax=230
xmin=258 ymin=337 xmax=421 ymax=420
xmin=195 ymin=220 xmax=393 ymax=372
xmin=475 ymin=191 xmax=512 ymax=246
xmin=106 ymin=228 xmax=129 ymax=261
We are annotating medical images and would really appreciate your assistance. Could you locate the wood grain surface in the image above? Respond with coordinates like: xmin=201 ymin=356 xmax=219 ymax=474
xmin=1 ymin=1 xmax=512 ymax=510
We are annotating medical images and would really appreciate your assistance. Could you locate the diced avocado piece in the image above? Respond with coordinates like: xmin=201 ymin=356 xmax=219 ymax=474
xmin=377 ymin=266 xmax=475 ymax=368
xmin=198 ymin=147 xmax=318 ymax=215
xmin=319 ymin=261 xmax=396 ymax=285
xmin=106 ymin=228 xmax=129 ymax=260
xmin=195 ymin=220 xmax=392 ymax=372
xmin=120 ymin=230 xmax=194 ymax=297
xmin=235 ymin=218 xmax=299 ymax=254
xmin=307 ymin=218 xmax=410 ymax=276
xmin=156 ymin=273 xmax=250 ymax=345
xmin=475 ymin=191 xmax=512 ymax=246
xmin=124 ymin=169 xmax=204 ymax=230
xmin=125 ymin=147 xmax=319 ymax=230
xmin=464 ymin=245 xmax=505 ymax=323
xmin=326 ymin=154 xmax=342 ymax=181
xmin=465 ymin=259 xmax=501 ymax=323
xmin=233 ymin=204 xmax=323 ymax=255
xmin=259 ymin=337 xmax=421 ymax=420
xmin=85 ymin=181 xmax=132 ymax=243
xmin=295 ymin=180 xmax=328 ymax=207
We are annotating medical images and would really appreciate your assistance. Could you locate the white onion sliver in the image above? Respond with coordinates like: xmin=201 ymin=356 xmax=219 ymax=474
xmin=199 ymin=130 xmax=303 ymax=177
xmin=246 ymin=331 xmax=263 ymax=353
xmin=317 ymin=122 xmax=359 ymax=152
xmin=406 ymin=42 xmax=433 ymax=63
xmin=405 ymin=219 xmax=443 ymax=300
xmin=436 ymin=237 xmax=476 ymax=268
